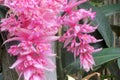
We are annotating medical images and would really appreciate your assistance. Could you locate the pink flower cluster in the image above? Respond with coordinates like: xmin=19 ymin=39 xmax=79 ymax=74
xmin=59 ymin=9 xmax=102 ymax=71
xmin=0 ymin=0 xmax=101 ymax=80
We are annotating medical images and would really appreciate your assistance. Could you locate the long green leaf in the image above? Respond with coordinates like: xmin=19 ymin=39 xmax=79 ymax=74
xmin=99 ymin=4 xmax=120 ymax=16
xmin=64 ymin=48 xmax=120 ymax=74
xmin=94 ymin=48 xmax=120 ymax=66
xmin=79 ymin=3 xmax=114 ymax=47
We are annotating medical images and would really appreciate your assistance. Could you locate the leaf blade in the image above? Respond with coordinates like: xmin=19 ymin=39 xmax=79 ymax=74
xmin=99 ymin=4 xmax=120 ymax=16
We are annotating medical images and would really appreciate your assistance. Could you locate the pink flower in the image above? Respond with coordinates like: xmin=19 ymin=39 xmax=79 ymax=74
xmin=80 ymin=52 xmax=95 ymax=72
xmin=9 ymin=47 xmax=55 ymax=79
xmin=62 ymin=9 xmax=96 ymax=27
xmin=23 ymin=68 xmax=45 ymax=80
xmin=80 ymin=24 xmax=98 ymax=33
xmin=79 ymin=8 xmax=96 ymax=20
xmin=64 ymin=0 xmax=88 ymax=13
xmin=0 ymin=0 xmax=4 ymax=4
xmin=8 ymin=45 xmax=20 ymax=56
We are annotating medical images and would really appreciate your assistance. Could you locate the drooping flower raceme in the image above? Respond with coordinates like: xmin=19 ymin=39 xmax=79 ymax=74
xmin=0 ymin=0 xmax=101 ymax=80
xmin=59 ymin=8 xmax=102 ymax=72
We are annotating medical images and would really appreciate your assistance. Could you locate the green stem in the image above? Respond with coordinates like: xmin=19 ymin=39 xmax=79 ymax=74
xmin=56 ymin=28 xmax=64 ymax=80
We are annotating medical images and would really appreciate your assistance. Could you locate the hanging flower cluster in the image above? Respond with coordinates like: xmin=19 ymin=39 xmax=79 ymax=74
xmin=59 ymin=8 xmax=102 ymax=71
xmin=0 ymin=0 xmax=101 ymax=80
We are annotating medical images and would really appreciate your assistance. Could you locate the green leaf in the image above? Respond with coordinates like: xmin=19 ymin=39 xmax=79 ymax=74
xmin=64 ymin=48 xmax=120 ymax=74
xmin=79 ymin=3 xmax=114 ymax=47
xmin=94 ymin=48 xmax=120 ymax=67
xmin=99 ymin=4 xmax=120 ymax=16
